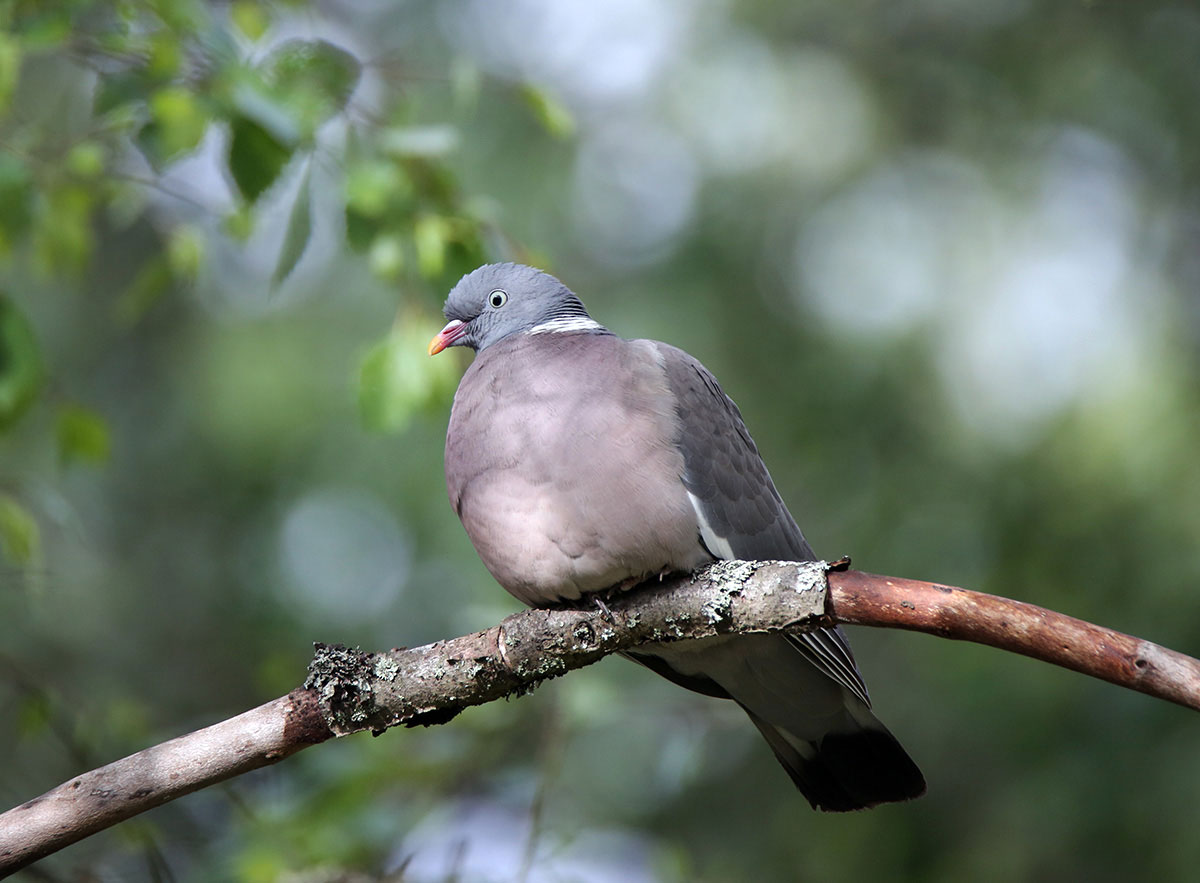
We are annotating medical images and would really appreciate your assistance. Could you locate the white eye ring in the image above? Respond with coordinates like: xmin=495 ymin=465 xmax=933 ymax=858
xmin=488 ymin=289 xmax=508 ymax=308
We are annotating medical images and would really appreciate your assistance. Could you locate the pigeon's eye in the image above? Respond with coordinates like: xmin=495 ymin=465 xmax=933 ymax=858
xmin=488 ymin=289 xmax=508 ymax=308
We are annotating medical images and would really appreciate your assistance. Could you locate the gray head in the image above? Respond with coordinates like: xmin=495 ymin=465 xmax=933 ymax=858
xmin=428 ymin=263 xmax=606 ymax=354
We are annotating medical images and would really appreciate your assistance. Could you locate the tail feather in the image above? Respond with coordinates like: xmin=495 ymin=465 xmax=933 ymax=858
xmin=745 ymin=707 xmax=926 ymax=811
xmin=637 ymin=633 xmax=925 ymax=811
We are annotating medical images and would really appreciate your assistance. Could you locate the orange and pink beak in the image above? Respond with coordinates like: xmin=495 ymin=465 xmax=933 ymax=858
xmin=428 ymin=319 xmax=467 ymax=355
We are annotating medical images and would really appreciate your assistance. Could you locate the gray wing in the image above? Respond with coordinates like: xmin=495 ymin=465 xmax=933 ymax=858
xmin=654 ymin=342 xmax=871 ymax=707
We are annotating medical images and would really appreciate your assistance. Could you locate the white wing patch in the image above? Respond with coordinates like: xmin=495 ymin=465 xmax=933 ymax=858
xmin=687 ymin=492 xmax=872 ymax=707
xmin=529 ymin=317 xmax=605 ymax=335
xmin=687 ymin=491 xmax=736 ymax=559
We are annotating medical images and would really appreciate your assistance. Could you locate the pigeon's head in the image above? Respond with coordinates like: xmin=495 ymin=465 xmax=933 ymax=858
xmin=428 ymin=263 xmax=602 ymax=354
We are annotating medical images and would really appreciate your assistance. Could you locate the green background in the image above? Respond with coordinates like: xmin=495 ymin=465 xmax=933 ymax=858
xmin=2 ymin=1 xmax=1199 ymax=880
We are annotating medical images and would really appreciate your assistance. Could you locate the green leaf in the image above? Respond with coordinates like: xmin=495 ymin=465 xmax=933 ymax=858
xmin=262 ymin=39 xmax=361 ymax=135
xmin=66 ymin=141 xmax=106 ymax=179
xmin=0 ymin=32 xmax=22 ymax=115
xmin=142 ymin=86 xmax=210 ymax=165
xmin=520 ymin=84 xmax=575 ymax=139
xmin=31 ymin=186 xmax=93 ymax=273
xmin=358 ymin=316 xmax=461 ymax=434
xmin=272 ymin=161 xmax=312 ymax=286
xmin=414 ymin=214 xmax=450 ymax=279
xmin=146 ymin=31 xmax=183 ymax=81
xmin=167 ymin=224 xmax=205 ymax=280
xmin=344 ymin=205 xmax=375 ymax=253
xmin=438 ymin=226 xmax=489 ymax=293
xmin=0 ymin=296 xmax=42 ymax=429
xmin=56 ymin=404 xmax=111 ymax=466
xmin=344 ymin=159 xmax=409 ymax=218
xmin=413 ymin=214 xmax=487 ymax=291
xmin=227 ymin=113 xmax=293 ymax=202
xmin=0 ymin=494 xmax=39 ymax=568
xmin=9 ymin=10 xmax=69 ymax=50
xmin=230 ymin=82 xmax=301 ymax=145
xmin=94 ymin=70 xmax=147 ymax=118
xmin=0 ymin=153 xmax=32 ymax=253
xmin=115 ymin=256 xmax=171 ymax=326
xmin=222 ymin=206 xmax=255 ymax=241
xmin=232 ymin=1 xmax=270 ymax=41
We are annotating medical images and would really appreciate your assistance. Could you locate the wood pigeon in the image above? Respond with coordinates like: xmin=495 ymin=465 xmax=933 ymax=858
xmin=429 ymin=263 xmax=925 ymax=811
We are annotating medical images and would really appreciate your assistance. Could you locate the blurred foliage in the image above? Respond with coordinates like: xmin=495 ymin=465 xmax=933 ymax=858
xmin=0 ymin=491 xmax=39 ymax=569
xmin=55 ymin=402 xmax=111 ymax=466
xmin=2 ymin=0 xmax=1200 ymax=881
xmin=358 ymin=313 xmax=462 ymax=434
xmin=0 ymin=294 xmax=41 ymax=428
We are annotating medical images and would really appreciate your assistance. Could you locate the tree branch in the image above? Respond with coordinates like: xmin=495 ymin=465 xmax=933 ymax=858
xmin=2 ymin=561 xmax=1196 ymax=875
xmin=827 ymin=569 xmax=1200 ymax=710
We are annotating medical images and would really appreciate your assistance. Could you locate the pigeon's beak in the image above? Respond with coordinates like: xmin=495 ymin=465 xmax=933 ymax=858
xmin=428 ymin=319 xmax=467 ymax=355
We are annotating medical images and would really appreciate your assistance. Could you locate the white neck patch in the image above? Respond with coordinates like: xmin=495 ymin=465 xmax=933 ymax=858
xmin=528 ymin=317 xmax=604 ymax=335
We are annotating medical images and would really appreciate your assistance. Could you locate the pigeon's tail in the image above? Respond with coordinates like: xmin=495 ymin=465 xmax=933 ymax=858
xmin=632 ymin=632 xmax=925 ymax=811
xmin=743 ymin=707 xmax=926 ymax=811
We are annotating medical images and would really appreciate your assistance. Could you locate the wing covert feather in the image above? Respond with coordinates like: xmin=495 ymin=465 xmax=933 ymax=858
xmin=653 ymin=341 xmax=870 ymax=705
